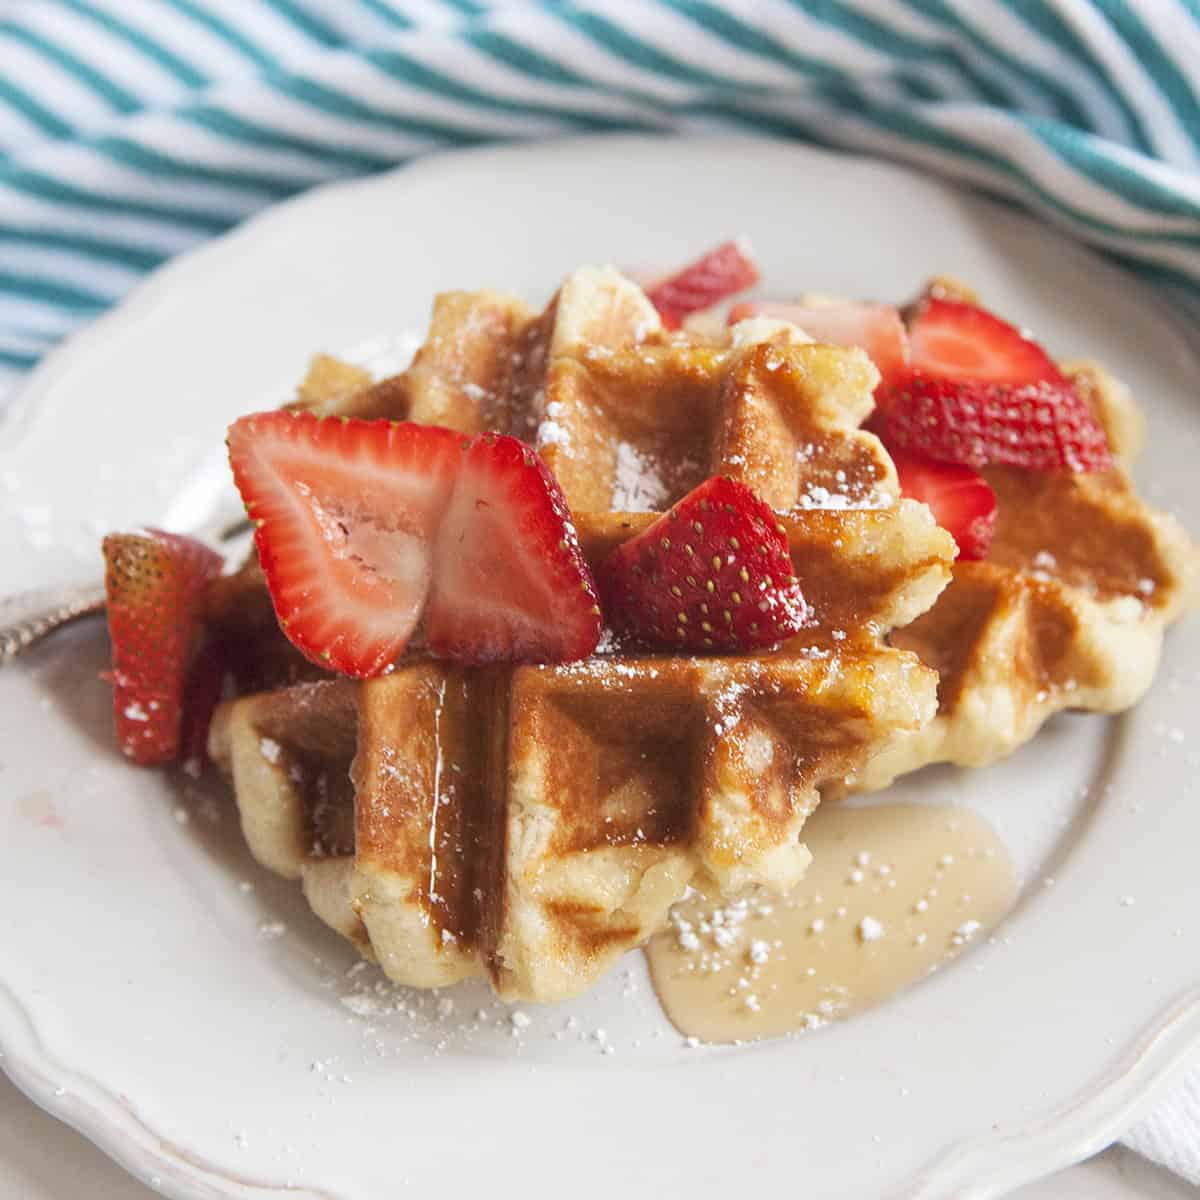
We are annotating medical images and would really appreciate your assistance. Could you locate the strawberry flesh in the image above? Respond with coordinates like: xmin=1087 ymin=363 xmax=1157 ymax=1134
xmin=228 ymin=413 xmax=601 ymax=674
xmin=884 ymin=375 xmax=1113 ymax=473
xmin=228 ymin=410 xmax=464 ymax=678
xmin=728 ymin=300 xmax=909 ymax=389
xmin=598 ymin=476 xmax=806 ymax=652
xmin=647 ymin=240 xmax=760 ymax=329
xmin=888 ymin=448 xmax=997 ymax=562
xmin=907 ymin=297 xmax=1064 ymax=386
xmin=103 ymin=530 xmax=224 ymax=764
xmin=426 ymin=434 xmax=601 ymax=664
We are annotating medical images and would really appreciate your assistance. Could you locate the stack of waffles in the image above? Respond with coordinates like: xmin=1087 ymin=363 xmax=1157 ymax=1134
xmin=207 ymin=268 xmax=959 ymax=1002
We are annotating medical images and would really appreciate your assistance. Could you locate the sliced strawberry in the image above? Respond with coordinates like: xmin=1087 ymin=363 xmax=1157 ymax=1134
xmin=426 ymin=434 xmax=601 ymax=664
xmin=227 ymin=410 xmax=463 ymax=678
xmin=102 ymin=530 xmax=224 ymax=764
xmin=884 ymin=375 xmax=1113 ymax=473
xmin=647 ymin=240 xmax=760 ymax=329
xmin=597 ymin=476 xmax=806 ymax=652
xmin=906 ymin=297 xmax=1064 ymax=386
xmin=888 ymin=449 xmax=997 ymax=562
xmin=728 ymin=300 xmax=909 ymax=389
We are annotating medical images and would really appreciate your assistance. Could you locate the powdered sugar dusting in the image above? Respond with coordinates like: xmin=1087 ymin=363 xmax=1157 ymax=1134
xmin=611 ymin=442 xmax=669 ymax=511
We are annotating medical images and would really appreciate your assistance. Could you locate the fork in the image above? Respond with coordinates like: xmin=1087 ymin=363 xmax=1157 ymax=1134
xmin=0 ymin=513 xmax=252 ymax=666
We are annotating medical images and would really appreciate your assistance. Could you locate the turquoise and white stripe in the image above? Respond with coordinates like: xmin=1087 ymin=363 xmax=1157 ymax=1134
xmin=2 ymin=0 xmax=1200 ymax=402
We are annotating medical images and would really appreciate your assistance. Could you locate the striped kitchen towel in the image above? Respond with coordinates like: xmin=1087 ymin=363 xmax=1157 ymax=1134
xmin=1 ymin=0 xmax=1199 ymax=1180
xmin=2 ymin=0 xmax=1200 ymax=405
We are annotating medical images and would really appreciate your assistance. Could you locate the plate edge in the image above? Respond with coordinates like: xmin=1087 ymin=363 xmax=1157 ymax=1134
xmin=0 ymin=978 xmax=342 ymax=1200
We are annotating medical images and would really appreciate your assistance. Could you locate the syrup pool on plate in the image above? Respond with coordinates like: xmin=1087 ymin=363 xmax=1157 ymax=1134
xmin=645 ymin=804 xmax=1017 ymax=1043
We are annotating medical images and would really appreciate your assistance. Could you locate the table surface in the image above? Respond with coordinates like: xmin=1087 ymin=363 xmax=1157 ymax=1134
xmin=0 ymin=1072 xmax=1193 ymax=1199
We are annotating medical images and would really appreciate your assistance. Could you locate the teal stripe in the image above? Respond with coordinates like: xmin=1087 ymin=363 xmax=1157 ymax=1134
xmin=715 ymin=87 xmax=1200 ymax=247
xmin=0 ymin=226 xmax=165 ymax=273
xmin=1099 ymin=4 xmax=1200 ymax=152
xmin=1 ymin=23 xmax=141 ymax=113
xmin=797 ymin=0 xmax=1050 ymax=114
xmin=895 ymin=0 xmax=1090 ymax=125
xmin=442 ymin=0 xmax=487 ymax=14
xmin=260 ymin=0 xmax=343 ymax=47
xmin=162 ymin=0 xmax=273 ymax=68
xmin=180 ymin=107 xmax=395 ymax=174
xmin=548 ymin=4 xmax=765 ymax=90
xmin=0 ymin=167 xmax=232 ymax=233
xmin=839 ymin=88 xmax=1200 ymax=244
xmin=467 ymin=29 xmax=594 ymax=88
xmin=362 ymin=48 xmax=639 ymax=131
xmin=672 ymin=1 xmax=1017 ymax=113
xmin=268 ymin=72 xmax=497 ymax=142
xmin=57 ymin=0 xmax=208 ymax=89
xmin=0 ymin=270 xmax=110 ymax=311
xmin=0 ymin=348 xmax=39 ymax=370
xmin=1124 ymin=258 xmax=1200 ymax=300
xmin=0 ymin=334 xmax=52 ymax=357
xmin=356 ymin=0 xmax=412 ymax=28
xmin=1001 ymin=0 xmax=1153 ymax=153
xmin=665 ymin=2 xmax=852 ymax=85
xmin=92 ymin=135 xmax=305 ymax=198
xmin=685 ymin=96 xmax=841 ymax=148
xmin=1024 ymin=115 xmax=1200 ymax=220
xmin=466 ymin=27 xmax=678 ymax=120
xmin=0 ymin=76 xmax=73 ymax=140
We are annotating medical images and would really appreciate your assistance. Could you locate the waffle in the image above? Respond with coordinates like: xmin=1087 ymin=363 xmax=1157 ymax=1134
xmin=207 ymin=268 xmax=956 ymax=1002
xmin=843 ymin=297 xmax=1199 ymax=790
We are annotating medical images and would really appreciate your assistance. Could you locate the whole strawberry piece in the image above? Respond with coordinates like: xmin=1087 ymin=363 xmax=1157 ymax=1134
xmin=888 ymin=449 xmax=997 ymax=562
xmin=598 ymin=476 xmax=806 ymax=652
xmin=647 ymin=240 xmax=759 ymax=329
xmin=884 ymin=375 xmax=1113 ymax=473
xmin=906 ymin=297 xmax=1064 ymax=386
xmin=227 ymin=410 xmax=464 ymax=678
xmin=102 ymin=530 xmax=224 ymax=764
xmin=426 ymin=433 xmax=602 ymax=665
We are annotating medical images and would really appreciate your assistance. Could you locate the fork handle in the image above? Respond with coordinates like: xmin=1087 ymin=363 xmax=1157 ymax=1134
xmin=0 ymin=583 xmax=107 ymax=664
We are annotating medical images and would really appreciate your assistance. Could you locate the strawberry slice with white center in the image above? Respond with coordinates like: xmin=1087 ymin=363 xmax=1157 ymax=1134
xmin=102 ymin=529 xmax=224 ymax=764
xmin=888 ymin=448 xmax=997 ymax=562
xmin=227 ymin=411 xmax=464 ymax=678
xmin=426 ymin=434 xmax=602 ymax=665
xmin=906 ymin=297 xmax=1064 ymax=387
xmin=646 ymin=239 xmax=760 ymax=329
xmin=728 ymin=300 xmax=909 ymax=389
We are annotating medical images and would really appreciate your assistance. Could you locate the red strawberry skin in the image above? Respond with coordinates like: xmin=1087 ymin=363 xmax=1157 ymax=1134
xmin=103 ymin=530 xmax=224 ymax=764
xmin=647 ymin=240 xmax=760 ymax=329
xmin=228 ymin=410 xmax=464 ymax=678
xmin=907 ymin=297 xmax=1064 ymax=386
xmin=597 ymin=476 xmax=806 ymax=652
xmin=426 ymin=434 xmax=602 ymax=665
xmin=179 ymin=638 xmax=230 ymax=777
xmin=888 ymin=449 xmax=997 ymax=562
xmin=728 ymin=300 xmax=909 ymax=389
xmin=884 ymin=375 xmax=1113 ymax=473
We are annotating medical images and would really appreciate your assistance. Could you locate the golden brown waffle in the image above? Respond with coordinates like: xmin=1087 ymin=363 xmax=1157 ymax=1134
xmin=208 ymin=268 xmax=956 ymax=1001
xmin=848 ymin=333 xmax=1198 ymax=790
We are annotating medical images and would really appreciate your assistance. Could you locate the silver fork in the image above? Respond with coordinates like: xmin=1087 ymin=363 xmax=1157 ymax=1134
xmin=0 ymin=513 xmax=252 ymax=665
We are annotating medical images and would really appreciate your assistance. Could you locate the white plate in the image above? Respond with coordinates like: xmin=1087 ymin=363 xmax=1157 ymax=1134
xmin=2 ymin=136 xmax=1198 ymax=1200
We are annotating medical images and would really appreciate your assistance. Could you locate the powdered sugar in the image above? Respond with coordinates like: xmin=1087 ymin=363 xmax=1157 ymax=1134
xmin=611 ymin=442 xmax=669 ymax=511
